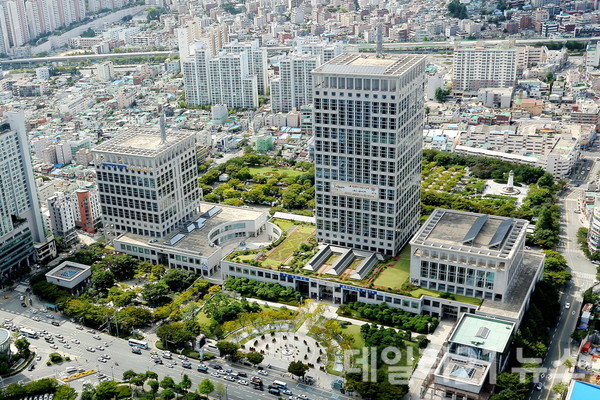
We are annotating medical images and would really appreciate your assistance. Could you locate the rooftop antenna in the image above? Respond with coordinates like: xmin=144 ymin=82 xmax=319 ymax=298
xmin=159 ymin=105 xmax=166 ymax=143
xmin=376 ymin=23 xmax=383 ymax=57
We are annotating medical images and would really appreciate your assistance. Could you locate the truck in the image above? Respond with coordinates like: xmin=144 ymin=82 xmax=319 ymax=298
xmin=251 ymin=376 xmax=263 ymax=386
xmin=197 ymin=364 xmax=208 ymax=373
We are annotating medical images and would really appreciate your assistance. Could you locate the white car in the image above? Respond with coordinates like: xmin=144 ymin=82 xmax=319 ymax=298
xmin=258 ymin=370 xmax=268 ymax=376
xmin=102 ymin=354 xmax=110 ymax=359
xmin=237 ymin=380 xmax=248 ymax=386
xmin=55 ymin=334 xmax=63 ymax=339
xmin=98 ymin=358 xmax=107 ymax=363
xmin=96 ymin=346 xmax=104 ymax=351
xmin=71 ymin=339 xmax=80 ymax=344
xmin=297 ymin=395 xmax=308 ymax=400
xmin=87 ymin=347 xmax=96 ymax=352
xmin=63 ymin=344 xmax=71 ymax=349
xmin=565 ymin=303 xmax=571 ymax=309
xmin=49 ymin=344 xmax=58 ymax=349
xmin=93 ymin=335 xmax=101 ymax=340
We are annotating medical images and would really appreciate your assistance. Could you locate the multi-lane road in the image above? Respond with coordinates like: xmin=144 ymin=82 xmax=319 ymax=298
xmin=529 ymin=154 xmax=599 ymax=400
xmin=0 ymin=292 xmax=347 ymax=400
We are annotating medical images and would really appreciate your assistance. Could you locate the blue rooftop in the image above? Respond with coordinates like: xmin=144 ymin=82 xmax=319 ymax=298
xmin=569 ymin=381 xmax=600 ymax=400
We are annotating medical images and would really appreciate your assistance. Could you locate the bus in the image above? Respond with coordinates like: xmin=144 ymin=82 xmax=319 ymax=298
xmin=272 ymin=380 xmax=287 ymax=389
xmin=19 ymin=328 xmax=38 ymax=339
xmin=128 ymin=339 xmax=149 ymax=349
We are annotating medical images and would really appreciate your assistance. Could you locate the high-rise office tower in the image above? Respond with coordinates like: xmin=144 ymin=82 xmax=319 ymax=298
xmin=93 ymin=125 xmax=200 ymax=238
xmin=452 ymin=46 xmax=518 ymax=93
xmin=0 ymin=111 xmax=46 ymax=277
xmin=312 ymin=54 xmax=426 ymax=256
xmin=271 ymin=53 xmax=320 ymax=113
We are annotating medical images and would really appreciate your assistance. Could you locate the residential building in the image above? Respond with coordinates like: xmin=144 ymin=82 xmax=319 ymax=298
xmin=47 ymin=193 xmax=78 ymax=247
xmin=586 ymin=42 xmax=600 ymax=70
xmin=74 ymin=189 xmax=101 ymax=234
xmin=222 ymin=40 xmax=268 ymax=95
xmin=453 ymin=47 xmax=518 ymax=93
xmin=295 ymin=37 xmax=344 ymax=62
xmin=182 ymin=41 xmax=211 ymax=106
xmin=96 ymin=61 xmax=114 ymax=82
xmin=271 ymin=54 xmax=320 ymax=113
xmin=312 ymin=53 xmax=426 ymax=256
xmin=208 ymin=52 xmax=258 ymax=109
xmin=93 ymin=126 xmax=200 ymax=238
xmin=0 ymin=111 xmax=46 ymax=279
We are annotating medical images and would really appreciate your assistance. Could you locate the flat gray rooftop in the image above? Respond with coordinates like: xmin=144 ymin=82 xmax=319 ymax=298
xmin=411 ymin=209 xmax=528 ymax=259
xmin=477 ymin=251 xmax=545 ymax=321
xmin=93 ymin=128 xmax=194 ymax=158
xmin=118 ymin=202 xmax=266 ymax=257
xmin=46 ymin=261 xmax=91 ymax=281
xmin=313 ymin=53 xmax=426 ymax=76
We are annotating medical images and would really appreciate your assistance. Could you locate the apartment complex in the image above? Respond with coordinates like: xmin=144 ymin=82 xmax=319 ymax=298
xmin=0 ymin=112 xmax=47 ymax=278
xmin=47 ymin=193 xmax=78 ymax=247
xmin=312 ymin=53 xmax=426 ymax=256
xmin=182 ymin=41 xmax=259 ymax=109
xmin=453 ymin=47 xmax=518 ymax=93
xmin=74 ymin=189 xmax=101 ymax=234
xmin=93 ymin=127 xmax=200 ymax=239
xmin=271 ymin=54 xmax=320 ymax=113
xmin=222 ymin=40 xmax=267 ymax=95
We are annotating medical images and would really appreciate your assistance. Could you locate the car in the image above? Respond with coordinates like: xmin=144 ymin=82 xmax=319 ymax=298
xmin=211 ymin=364 xmax=222 ymax=370
xmin=96 ymin=346 xmax=104 ymax=351
xmin=225 ymin=368 xmax=232 ymax=373
xmin=178 ymin=355 xmax=188 ymax=360
xmin=49 ymin=344 xmax=58 ymax=349
xmin=28 ymin=363 xmax=35 ymax=371
xmin=131 ymin=347 xmax=141 ymax=354
xmin=297 ymin=395 xmax=308 ymax=400
xmin=75 ymin=326 xmax=83 ymax=330
xmin=51 ymin=321 xmax=60 ymax=326
xmin=238 ymin=380 xmax=248 ymax=386
xmin=102 ymin=354 xmax=110 ymax=359
xmin=98 ymin=358 xmax=107 ymax=363
xmin=32 ymin=316 xmax=40 ymax=321
xmin=154 ymin=359 xmax=163 ymax=364
xmin=565 ymin=303 xmax=571 ymax=309
xmin=210 ymin=372 xmax=219 ymax=378
xmin=282 ymin=390 xmax=292 ymax=395
xmin=63 ymin=344 xmax=71 ymax=349
xmin=182 ymin=362 xmax=191 ymax=369
xmin=55 ymin=334 xmax=63 ymax=339
xmin=36 ymin=356 xmax=41 ymax=361
xmin=21 ymin=303 xmax=26 ymax=307
xmin=71 ymin=339 xmax=80 ymax=344
xmin=166 ymin=363 xmax=174 ymax=368
xmin=258 ymin=370 xmax=268 ymax=376
xmin=93 ymin=335 xmax=101 ymax=340
xmin=535 ymin=383 xmax=543 ymax=391
xmin=224 ymin=376 xmax=235 ymax=382
xmin=87 ymin=347 xmax=96 ymax=352
xmin=46 ymin=314 xmax=54 ymax=319
xmin=58 ymin=339 xmax=66 ymax=343
xmin=238 ymin=372 xmax=247 ymax=377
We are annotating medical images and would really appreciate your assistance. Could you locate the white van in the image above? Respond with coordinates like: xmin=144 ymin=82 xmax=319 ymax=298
xmin=65 ymin=367 xmax=77 ymax=374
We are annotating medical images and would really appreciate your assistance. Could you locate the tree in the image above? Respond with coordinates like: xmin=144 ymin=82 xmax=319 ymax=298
xmin=160 ymin=388 xmax=176 ymax=400
xmin=162 ymin=269 xmax=197 ymax=292
xmin=214 ymin=382 xmax=226 ymax=399
xmin=145 ymin=371 xmax=158 ymax=380
xmin=147 ymin=380 xmax=159 ymax=398
xmin=216 ymin=341 xmax=240 ymax=357
xmin=14 ymin=337 xmax=30 ymax=358
xmin=179 ymin=374 xmax=192 ymax=392
xmin=553 ymin=382 xmax=568 ymax=396
xmin=197 ymin=379 xmax=214 ymax=396
xmin=147 ymin=7 xmax=166 ymax=21
xmin=105 ymin=254 xmax=138 ymax=280
xmin=142 ymin=282 xmax=172 ymax=306
xmin=563 ymin=359 xmax=574 ymax=370
xmin=157 ymin=322 xmax=195 ymax=348
xmin=245 ymin=351 xmax=264 ymax=366
xmin=435 ymin=87 xmax=445 ymax=102
xmin=91 ymin=270 xmax=116 ymax=292
xmin=537 ymin=172 xmax=555 ymax=188
xmin=288 ymin=361 xmax=309 ymax=379
xmin=160 ymin=376 xmax=175 ymax=389
xmin=95 ymin=381 xmax=118 ymax=400
xmin=54 ymin=385 xmax=77 ymax=400
xmin=123 ymin=369 xmax=137 ymax=381
xmin=81 ymin=28 xmax=95 ymax=38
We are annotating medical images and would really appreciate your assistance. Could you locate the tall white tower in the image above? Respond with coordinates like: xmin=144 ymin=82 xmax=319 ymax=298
xmin=312 ymin=54 xmax=426 ymax=256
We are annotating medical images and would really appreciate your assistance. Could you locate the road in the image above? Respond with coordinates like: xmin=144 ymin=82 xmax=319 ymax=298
xmin=0 ymin=292 xmax=346 ymax=400
xmin=0 ymin=51 xmax=176 ymax=66
xmin=529 ymin=155 xmax=599 ymax=400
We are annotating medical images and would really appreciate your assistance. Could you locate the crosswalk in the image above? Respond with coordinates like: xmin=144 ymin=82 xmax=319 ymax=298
xmin=572 ymin=271 xmax=597 ymax=282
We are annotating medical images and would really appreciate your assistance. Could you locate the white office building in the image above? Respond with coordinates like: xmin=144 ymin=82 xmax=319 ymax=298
xmin=453 ymin=47 xmax=517 ymax=93
xmin=312 ymin=53 xmax=426 ymax=256
xmin=0 ymin=111 xmax=47 ymax=278
xmin=271 ymin=54 xmax=320 ymax=113
xmin=93 ymin=127 xmax=200 ymax=238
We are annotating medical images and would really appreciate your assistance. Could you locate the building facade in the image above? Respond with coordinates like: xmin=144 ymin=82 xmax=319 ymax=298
xmin=0 ymin=111 xmax=46 ymax=278
xmin=93 ymin=128 xmax=200 ymax=238
xmin=271 ymin=54 xmax=320 ymax=113
xmin=47 ymin=192 xmax=78 ymax=247
xmin=453 ymin=47 xmax=517 ymax=93
xmin=312 ymin=53 xmax=426 ymax=256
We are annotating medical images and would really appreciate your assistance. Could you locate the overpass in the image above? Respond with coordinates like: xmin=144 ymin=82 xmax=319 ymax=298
xmin=0 ymin=51 xmax=177 ymax=66
xmin=3 ymin=36 xmax=599 ymax=66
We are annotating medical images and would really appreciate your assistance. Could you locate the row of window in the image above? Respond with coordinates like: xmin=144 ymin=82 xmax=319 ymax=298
xmin=419 ymin=261 xmax=495 ymax=290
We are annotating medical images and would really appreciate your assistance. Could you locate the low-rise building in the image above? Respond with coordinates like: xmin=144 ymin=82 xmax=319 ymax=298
xmin=45 ymin=261 xmax=91 ymax=293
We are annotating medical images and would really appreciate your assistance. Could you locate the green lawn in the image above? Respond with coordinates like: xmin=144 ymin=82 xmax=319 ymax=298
xmin=249 ymin=166 xmax=304 ymax=178
xmin=343 ymin=324 xmax=365 ymax=350
xmin=267 ymin=225 xmax=315 ymax=264
xmin=196 ymin=312 xmax=213 ymax=325
xmin=373 ymin=246 xmax=412 ymax=290
xmin=409 ymin=288 xmax=483 ymax=305
xmin=272 ymin=218 xmax=296 ymax=233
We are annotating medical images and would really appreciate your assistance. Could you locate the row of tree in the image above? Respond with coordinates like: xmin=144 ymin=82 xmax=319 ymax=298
xmin=223 ymin=277 xmax=302 ymax=303
xmin=340 ymin=302 xmax=438 ymax=333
